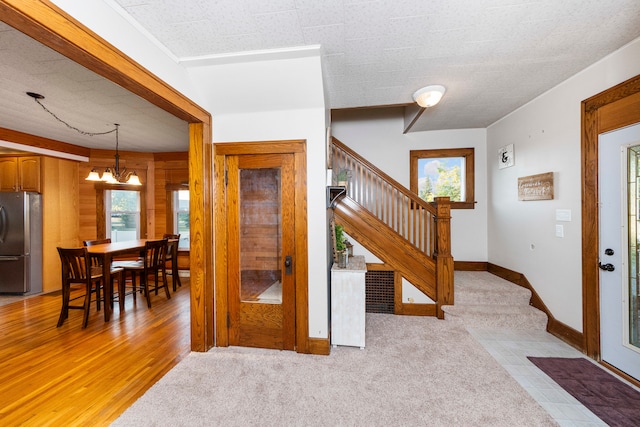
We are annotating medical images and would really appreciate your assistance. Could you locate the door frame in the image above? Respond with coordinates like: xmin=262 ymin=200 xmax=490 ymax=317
xmin=582 ymin=74 xmax=640 ymax=362
xmin=214 ymin=140 xmax=310 ymax=353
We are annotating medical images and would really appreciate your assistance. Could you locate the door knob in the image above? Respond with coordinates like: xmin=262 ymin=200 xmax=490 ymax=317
xmin=285 ymin=255 xmax=292 ymax=275
xmin=598 ymin=262 xmax=615 ymax=272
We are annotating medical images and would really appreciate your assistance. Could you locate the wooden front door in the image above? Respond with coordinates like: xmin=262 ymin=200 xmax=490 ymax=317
xmin=226 ymin=153 xmax=296 ymax=350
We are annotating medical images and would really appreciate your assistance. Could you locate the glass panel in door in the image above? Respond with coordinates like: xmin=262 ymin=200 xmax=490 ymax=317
xmin=239 ymin=168 xmax=282 ymax=305
xmin=629 ymin=145 xmax=640 ymax=350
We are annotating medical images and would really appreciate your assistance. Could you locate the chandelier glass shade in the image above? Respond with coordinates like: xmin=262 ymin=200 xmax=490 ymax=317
xmin=84 ymin=124 xmax=142 ymax=185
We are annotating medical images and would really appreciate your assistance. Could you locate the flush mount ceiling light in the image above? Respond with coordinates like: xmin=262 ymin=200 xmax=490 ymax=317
xmin=412 ymin=85 xmax=446 ymax=108
xmin=26 ymin=92 xmax=141 ymax=185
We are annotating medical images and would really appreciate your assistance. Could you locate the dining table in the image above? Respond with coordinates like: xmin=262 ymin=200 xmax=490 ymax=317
xmin=86 ymin=239 xmax=148 ymax=321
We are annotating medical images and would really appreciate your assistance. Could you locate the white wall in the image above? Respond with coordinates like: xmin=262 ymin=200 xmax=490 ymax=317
xmin=187 ymin=55 xmax=329 ymax=339
xmin=487 ymin=37 xmax=640 ymax=332
xmin=332 ymin=108 xmax=488 ymax=262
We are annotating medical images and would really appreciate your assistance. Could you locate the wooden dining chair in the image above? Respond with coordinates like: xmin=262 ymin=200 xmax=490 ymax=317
xmin=163 ymin=233 xmax=182 ymax=291
xmin=83 ymin=238 xmax=129 ymax=312
xmin=56 ymin=247 xmax=124 ymax=328
xmin=121 ymin=239 xmax=171 ymax=308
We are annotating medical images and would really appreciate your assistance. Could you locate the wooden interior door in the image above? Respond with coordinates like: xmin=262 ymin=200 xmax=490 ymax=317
xmin=226 ymin=153 xmax=296 ymax=350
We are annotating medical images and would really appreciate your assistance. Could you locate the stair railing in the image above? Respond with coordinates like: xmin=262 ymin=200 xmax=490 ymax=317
xmin=331 ymin=138 xmax=440 ymax=256
xmin=331 ymin=138 xmax=454 ymax=316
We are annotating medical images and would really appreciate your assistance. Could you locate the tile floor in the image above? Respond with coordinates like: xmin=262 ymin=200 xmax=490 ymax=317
xmin=468 ymin=328 xmax=640 ymax=426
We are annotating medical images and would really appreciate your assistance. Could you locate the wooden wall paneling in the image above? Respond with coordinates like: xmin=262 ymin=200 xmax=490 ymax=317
xmin=78 ymin=161 xmax=99 ymax=240
xmin=41 ymin=156 xmax=80 ymax=293
xmin=153 ymin=160 xmax=167 ymax=238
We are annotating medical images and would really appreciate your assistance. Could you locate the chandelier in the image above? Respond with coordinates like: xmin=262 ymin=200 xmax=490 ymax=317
xmin=26 ymin=91 xmax=141 ymax=185
xmin=85 ymin=124 xmax=141 ymax=185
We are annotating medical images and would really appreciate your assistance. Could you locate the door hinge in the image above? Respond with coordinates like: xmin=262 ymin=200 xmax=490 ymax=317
xmin=225 ymin=170 xmax=228 ymax=186
xmin=226 ymin=312 xmax=230 ymax=328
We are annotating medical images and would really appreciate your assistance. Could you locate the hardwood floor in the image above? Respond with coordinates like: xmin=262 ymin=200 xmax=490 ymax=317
xmin=0 ymin=278 xmax=191 ymax=426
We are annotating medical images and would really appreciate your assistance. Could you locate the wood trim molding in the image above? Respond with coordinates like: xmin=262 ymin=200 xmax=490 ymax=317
xmin=396 ymin=303 xmax=437 ymax=317
xmin=454 ymin=261 xmax=488 ymax=271
xmin=308 ymin=338 xmax=330 ymax=356
xmin=581 ymin=74 xmax=640 ymax=358
xmin=2 ymin=0 xmax=214 ymax=352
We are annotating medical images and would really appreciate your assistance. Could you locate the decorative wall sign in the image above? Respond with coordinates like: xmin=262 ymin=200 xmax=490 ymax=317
xmin=518 ymin=172 xmax=554 ymax=201
xmin=498 ymin=144 xmax=514 ymax=169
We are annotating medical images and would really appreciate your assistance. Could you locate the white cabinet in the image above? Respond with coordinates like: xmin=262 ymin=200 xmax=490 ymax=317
xmin=331 ymin=255 xmax=366 ymax=348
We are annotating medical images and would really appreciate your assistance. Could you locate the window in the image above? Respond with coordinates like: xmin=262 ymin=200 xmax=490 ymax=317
xmin=173 ymin=190 xmax=190 ymax=249
xmin=410 ymin=148 xmax=475 ymax=209
xmin=106 ymin=189 xmax=141 ymax=241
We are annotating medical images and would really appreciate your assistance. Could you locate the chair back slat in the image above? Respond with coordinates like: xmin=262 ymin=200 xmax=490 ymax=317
xmin=145 ymin=239 xmax=168 ymax=269
xmin=57 ymin=247 xmax=91 ymax=281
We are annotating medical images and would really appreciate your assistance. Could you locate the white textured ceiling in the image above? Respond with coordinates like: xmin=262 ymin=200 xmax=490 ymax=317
xmin=115 ymin=0 xmax=640 ymax=131
xmin=2 ymin=0 xmax=640 ymax=152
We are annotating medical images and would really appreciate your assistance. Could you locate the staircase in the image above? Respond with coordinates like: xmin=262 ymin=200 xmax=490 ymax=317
xmin=330 ymin=138 xmax=453 ymax=317
xmin=442 ymin=271 xmax=548 ymax=330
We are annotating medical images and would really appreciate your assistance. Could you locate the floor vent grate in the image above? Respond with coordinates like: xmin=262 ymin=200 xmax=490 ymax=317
xmin=365 ymin=270 xmax=394 ymax=313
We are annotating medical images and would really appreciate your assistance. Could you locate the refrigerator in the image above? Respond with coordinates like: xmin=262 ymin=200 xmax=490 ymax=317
xmin=0 ymin=191 xmax=42 ymax=294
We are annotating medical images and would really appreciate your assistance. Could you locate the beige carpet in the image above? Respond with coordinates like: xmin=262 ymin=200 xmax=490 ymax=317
xmin=112 ymin=313 xmax=556 ymax=426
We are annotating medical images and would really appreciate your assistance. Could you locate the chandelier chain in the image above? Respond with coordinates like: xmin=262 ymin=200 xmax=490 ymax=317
xmin=32 ymin=97 xmax=117 ymax=136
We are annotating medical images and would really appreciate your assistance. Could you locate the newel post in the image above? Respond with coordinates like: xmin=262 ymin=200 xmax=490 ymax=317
xmin=434 ymin=197 xmax=454 ymax=319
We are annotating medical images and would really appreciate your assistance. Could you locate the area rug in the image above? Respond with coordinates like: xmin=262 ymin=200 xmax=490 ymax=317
xmin=528 ymin=357 xmax=640 ymax=427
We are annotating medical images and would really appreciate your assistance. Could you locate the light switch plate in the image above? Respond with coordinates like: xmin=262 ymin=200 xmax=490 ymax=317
xmin=555 ymin=224 xmax=564 ymax=238
xmin=555 ymin=209 xmax=572 ymax=222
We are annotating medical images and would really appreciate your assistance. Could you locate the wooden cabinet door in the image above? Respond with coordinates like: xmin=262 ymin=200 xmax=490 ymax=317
xmin=0 ymin=157 xmax=18 ymax=191
xmin=18 ymin=156 xmax=41 ymax=192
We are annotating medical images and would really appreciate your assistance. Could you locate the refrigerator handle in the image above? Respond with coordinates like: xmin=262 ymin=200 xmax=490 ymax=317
xmin=0 ymin=205 xmax=5 ymax=244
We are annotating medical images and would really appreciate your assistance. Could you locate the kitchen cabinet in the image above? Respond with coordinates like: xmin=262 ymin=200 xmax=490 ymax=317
xmin=331 ymin=255 xmax=366 ymax=348
xmin=0 ymin=156 xmax=41 ymax=192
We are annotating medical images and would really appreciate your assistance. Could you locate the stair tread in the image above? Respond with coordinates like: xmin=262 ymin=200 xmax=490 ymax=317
xmin=442 ymin=304 xmax=544 ymax=315
xmin=445 ymin=271 xmax=549 ymax=330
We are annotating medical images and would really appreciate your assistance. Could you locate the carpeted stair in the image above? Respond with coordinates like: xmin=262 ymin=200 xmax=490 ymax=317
xmin=442 ymin=271 xmax=548 ymax=330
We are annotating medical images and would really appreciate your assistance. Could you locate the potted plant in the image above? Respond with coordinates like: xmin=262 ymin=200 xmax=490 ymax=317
xmin=335 ymin=169 xmax=350 ymax=187
xmin=334 ymin=224 xmax=348 ymax=268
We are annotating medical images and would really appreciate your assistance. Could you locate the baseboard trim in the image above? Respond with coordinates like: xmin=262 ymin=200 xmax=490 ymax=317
xmin=486 ymin=262 xmax=584 ymax=352
xmin=308 ymin=337 xmax=330 ymax=356
xmin=396 ymin=303 xmax=436 ymax=317
xmin=454 ymin=261 xmax=488 ymax=271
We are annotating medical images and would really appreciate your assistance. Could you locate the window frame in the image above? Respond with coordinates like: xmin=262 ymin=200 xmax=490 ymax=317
xmin=95 ymin=183 xmax=146 ymax=240
xmin=409 ymin=148 xmax=475 ymax=209
xmin=105 ymin=189 xmax=141 ymax=241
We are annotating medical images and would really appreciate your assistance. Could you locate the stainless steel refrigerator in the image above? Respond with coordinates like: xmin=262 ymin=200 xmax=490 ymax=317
xmin=0 ymin=191 xmax=42 ymax=294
